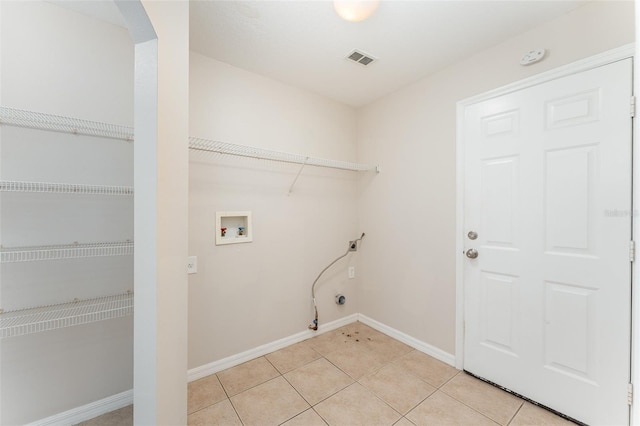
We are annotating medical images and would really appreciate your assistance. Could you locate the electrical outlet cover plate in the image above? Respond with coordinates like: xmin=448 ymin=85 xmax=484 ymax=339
xmin=187 ymin=256 xmax=197 ymax=274
xmin=348 ymin=266 xmax=355 ymax=279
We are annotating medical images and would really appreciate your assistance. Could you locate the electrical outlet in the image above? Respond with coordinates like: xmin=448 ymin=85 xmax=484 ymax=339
xmin=187 ymin=256 xmax=197 ymax=274
xmin=348 ymin=266 xmax=355 ymax=279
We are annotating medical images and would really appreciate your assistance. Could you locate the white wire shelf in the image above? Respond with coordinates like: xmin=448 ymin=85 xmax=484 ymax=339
xmin=0 ymin=180 xmax=133 ymax=195
xmin=189 ymin=137 xmax=379 ymax=172
xmin=0 ymin=292 xmax=133 ymax=339
xmin=0 ymin=106 xmax=134 ymax=141
xmin=1 ymin=241 xmax=133 ymax=263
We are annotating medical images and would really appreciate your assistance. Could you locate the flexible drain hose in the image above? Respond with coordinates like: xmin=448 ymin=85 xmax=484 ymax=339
xmin=309 ymin=233 xmax=365 ymax=330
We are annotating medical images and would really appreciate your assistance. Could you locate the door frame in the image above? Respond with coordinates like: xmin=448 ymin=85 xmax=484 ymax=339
xmin=455 ymin=43 xmax=635 ymax=420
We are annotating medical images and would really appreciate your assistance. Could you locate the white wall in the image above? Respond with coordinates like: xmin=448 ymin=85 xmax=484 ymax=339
xmin=188 ymin=53 xmax=362 ymax=368
xmin=0 ymin=2 xmax=134 ymax=424
xmin=133 ymin=1 xmax=189 ymax=424
xmin=356 ymin=0 xmax=635 ymax=356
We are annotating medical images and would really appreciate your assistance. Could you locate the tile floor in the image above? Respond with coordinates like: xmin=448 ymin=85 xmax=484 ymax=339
xmin=81 ymin=321 xmax=576 ymax=426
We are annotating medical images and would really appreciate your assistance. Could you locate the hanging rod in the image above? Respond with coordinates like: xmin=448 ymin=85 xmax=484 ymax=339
xmin=0 ymin=106 xmax=134 ymax=141
xmin=0 ymin=180 xmax=133 ymax=196
xmin=189 ymin=137 xmax=379 ymax=173
xmin=0 ymin=291 xmax=133 ymax=339
xmin=1 ymin=241 xmax=134 ymax=263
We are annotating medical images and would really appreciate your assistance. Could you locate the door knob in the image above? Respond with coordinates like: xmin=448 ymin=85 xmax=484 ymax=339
xmin=467 ymin=231 xmax=478 ymax=240
xmin=466 ymin=248 xmax=478 ymax=259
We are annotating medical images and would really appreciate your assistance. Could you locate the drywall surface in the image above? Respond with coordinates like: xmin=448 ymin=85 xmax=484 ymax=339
xmin=356 ymin=0 xmax=634 ymax=356
xmin=0 ymin=2 xmax=134 ymax=424
xmin=189 ymin=53 xmax=361 ymax=368
xmin=134 ymin=1 xmax=189 ymax=424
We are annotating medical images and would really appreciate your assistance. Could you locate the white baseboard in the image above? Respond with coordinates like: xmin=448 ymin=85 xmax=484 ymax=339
xmin=31 ymin=313 xmax=454 ymax=424
xmin=357 ymin=314 xmax=456 ymax=366
xmin=188 ymin=313 xmax=456 ymax=383
xmin=27 ymin=389 xmax=132 ymax=426
xmin=187 ymin=313 xmax=359 ymax=382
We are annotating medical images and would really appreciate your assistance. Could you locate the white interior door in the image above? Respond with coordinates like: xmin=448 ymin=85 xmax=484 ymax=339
xmin=463 ymin=58 xmax=633 ymax=425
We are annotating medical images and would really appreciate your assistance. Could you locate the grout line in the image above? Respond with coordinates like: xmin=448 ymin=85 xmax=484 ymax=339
xmin=210 ymin=372 xmax=244 ymax=425
xmin=439 ymin=369 xmax=463 ymax=388
xmin=310 ymin=407 xmax=330 ymax=426
xmin=399 ymin=415 xmax=417 ymax=426
xmin=85 ymin=322 xmax=563 ymax=426
xmin=436 ymin=385 xmax=514 ymax=426
xmin=262 ymin=354 xmax=280 ymax=373
xmin=354 ymin=380 xmax=405 ymax=420
xmin=193 ymin=325 xmax=530 ymax=426
xmin=214 ymin=373 xmax=232 ymax=400
xmin=280 ymin=368 xmax=313 ymax=408
xmin=506 ymin=401 xmax=525 ymax=426
xmin=296 ymin=355 xmax=355 ymax=406
xmin=401 ymin=387 xmax=438 ymax=420
xmin=218 ymin=357 xmax=281 ymax=397
xmin=432 ymin=389 xmax=502 ymax=426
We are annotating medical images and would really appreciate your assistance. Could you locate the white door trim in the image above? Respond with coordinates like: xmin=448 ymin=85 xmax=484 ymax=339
xmin=455 ymin=42 xmax=635 ymax=415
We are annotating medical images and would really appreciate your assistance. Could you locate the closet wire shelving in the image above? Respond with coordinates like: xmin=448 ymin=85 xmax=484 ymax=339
xmin=189 ymin=137 xmax=379 ymax=195
xmin=189 ymin=137 xmax=379 ymax=172
xmin=0 ymin=106 xmax=134 ymax=141
xmin=1 ymin=241 xmax=134 ymax=263
xmin=0 ymin=106 xmax=134 ymax=338
xmin=1 ymin=107 xmax=379 ymax=336
xmin=0 ymin=180 xmax=134 ymax=195
xmin=0 ymin=292 xmax=134 ymax=339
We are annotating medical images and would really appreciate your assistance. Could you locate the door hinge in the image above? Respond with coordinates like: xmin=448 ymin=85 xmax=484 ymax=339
xmin=630 ymin=240 xmax=636 ymax=262
xmin=631 ymin=96 xmax=636 ymax=117
xmin=628 ymin=383 xmax=633 ymax=406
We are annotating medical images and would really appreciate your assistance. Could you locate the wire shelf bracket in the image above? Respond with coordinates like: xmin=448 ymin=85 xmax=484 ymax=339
xmin=0 ymin=180 xmax=134 ymax=196
xmin=0 ymin=106 xmax=134 ymax=141
xmin=1 ymin=241 xmax=134 ymax=263
xmin=0 ymin=292 xmax=134 ymax=339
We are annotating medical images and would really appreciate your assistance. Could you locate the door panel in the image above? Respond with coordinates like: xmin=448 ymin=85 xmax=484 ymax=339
xmin=463 ymin=59 xmax=632 ymax=425
xmin=544 ymin=146 xmax=595 ymax=254
xmin=480 ymin=272 xmax=519 ymax=356
xmin=544 ymin=280 xmax=597 ymax=383
xmin=482 ymin=157 xmax=519 ymax=247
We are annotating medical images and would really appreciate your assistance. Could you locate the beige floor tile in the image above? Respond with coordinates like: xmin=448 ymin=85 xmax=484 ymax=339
xmin=188 ymin=374 xmax=227 ymax=414
xmin=441 ymin=373 xmax=523 ymax=425
xmin=359 ymin=362 xmax=437 ymax=414
xmin=314 ymin=382 xmax=402 ymax=426
xmin=285 ymin=357 xmax=354 ymax=405
xmin=217 ymin=356 xmax=279 ymax=396
xmin=230 ymin=376 xmax=309 ymax=426
xmin=393 ymin=350 xmax=459 ymax=387
xmin=282 ymin=408 xmax=328 ymax=426
xmin=265 ymin=341 xmax=322 ymax=374
xmin=76 ymin=405 xmax=133 ymax=426
xmin=341 ymin=321 xmax=386 ymax=341
xmin=325 ymin=342 xmax=385 ymax=379
xmin=305 ymin=322 xmax=382 ymax=356
xmin=363 ymin=333 xmax=414 ymax=363
xmin=76 ymin=324 xmax=569 ymax=426
xmin=406 ymin=391 xmax=499 ymax=426
xmin=510 ymin=402 xmax=577 ymax=426
xmin=393 ymin=418 xmax=416 ymax=426
xmin=306 ymin=328 xmax=355 ymax=356
xmin=188 ymin=399 xmax=242 ymax=426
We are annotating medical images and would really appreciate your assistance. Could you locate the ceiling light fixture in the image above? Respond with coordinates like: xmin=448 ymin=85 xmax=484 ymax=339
xmin=334 ymin=0 xmax=380 ymax=22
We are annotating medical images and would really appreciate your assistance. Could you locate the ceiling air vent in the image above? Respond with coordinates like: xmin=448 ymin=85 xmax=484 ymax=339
xmin=346 ymin=49 xmax=376 ymax=67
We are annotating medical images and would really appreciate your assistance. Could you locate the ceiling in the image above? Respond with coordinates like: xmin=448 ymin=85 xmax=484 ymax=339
xmin=50 ymin=0 xmax=587 ymax=107
xmin=189 ymin=1 xmax=586 ymax=107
